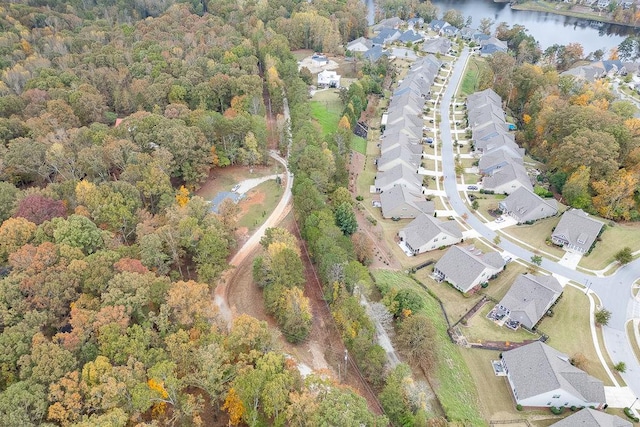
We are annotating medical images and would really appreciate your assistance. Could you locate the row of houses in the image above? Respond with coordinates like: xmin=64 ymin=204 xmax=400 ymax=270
xmin=346 ymin=17 xmax=507 ymax=62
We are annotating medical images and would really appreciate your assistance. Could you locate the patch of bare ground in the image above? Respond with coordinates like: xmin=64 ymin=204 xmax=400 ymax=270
xmin=195 ymin=164 xmax=276 ymax=201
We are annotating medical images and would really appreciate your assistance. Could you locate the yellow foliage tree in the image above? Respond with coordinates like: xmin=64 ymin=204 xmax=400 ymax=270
xmin=175 ymin=185 xmax=190 ymax=207
xmin=223 ymin=387 xmax=245 ymax=426
xmin=522 ymin=114 xmax=531 ymax=125
xmin=338 ymin=115 xmax=351 ymax=130
xmin=210 ymin=145 xmax=220 ymax=166
xmin=148 ymin=378 xmax=169 ymax=415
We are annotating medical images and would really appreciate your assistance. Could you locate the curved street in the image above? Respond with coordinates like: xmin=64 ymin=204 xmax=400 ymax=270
xmin=438 ymin=47 xmax=640 ymax=398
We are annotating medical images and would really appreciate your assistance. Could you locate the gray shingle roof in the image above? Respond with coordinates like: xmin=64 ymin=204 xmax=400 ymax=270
xmin=399 ymin=213 xmax=462 ymax=250
xmin=552 ymin=209 xmax=604 ymax=252
xmin=474 ymin=133 xmax=523 ymax=157
xmin=482 ymin=162 xmax=533 ymax=194
xmin=468 ymin=102 xmax=506 ymax=124
xmin=469 ymin=109 xmax=506 ymax=129
xmin=479 ymin=150 xmax=523 ymax=174
xmin=399 ymin=30 xmax=423 ymax=43
xmin=434 ymin=245 xmax=505 ymax=292
xmin=498 ymin=273 xmax=562 ymax=329
xmin=422 ymin=38 xmax=451 ymax=55
xmin=346 ymin=37 xmax=373 ymax=51
xmin=502 ymin=342 xmax=606 ymax=404
xmin=380 ymin=186 xmax=433 ymax=218
xmin=375 ymin=164 xmax=421 ymax=192
xmin=389 ymin=91 xmax=425 ymax=111
xmin=550 ymin=408 xmax=632 ymax=427
xmin=499 ymin=187 xmax=558 ymax=223
xmin=380 ymin=133 xmax=422 ymax=154
xmin=467 ymin=88 xmax=502 ymax=109
xmin=378 ymin=145 xmax=422 ymax=171
xmin=473 ymin=122 xmax=509 ymax=140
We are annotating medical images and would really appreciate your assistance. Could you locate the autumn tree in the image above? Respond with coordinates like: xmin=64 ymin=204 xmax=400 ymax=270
xmin=396 ymin=314 xmax=437 ymax=374
xmin=0 ymin=217 xmax=37 ymax=261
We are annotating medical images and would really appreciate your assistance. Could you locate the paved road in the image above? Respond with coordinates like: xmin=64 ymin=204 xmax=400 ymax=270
xmin=439 ymin=48 xmax=640 ymax=397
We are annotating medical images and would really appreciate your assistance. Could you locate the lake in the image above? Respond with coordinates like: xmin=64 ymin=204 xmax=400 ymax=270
xmin=429 ymin=0 xmax=632 ymax=54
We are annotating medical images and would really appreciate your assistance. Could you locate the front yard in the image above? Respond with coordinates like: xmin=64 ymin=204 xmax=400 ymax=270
xmin=579 ymin=222 xmax=640 ymax=271
xmin=502 ymin=217 xmax=566 ymax=260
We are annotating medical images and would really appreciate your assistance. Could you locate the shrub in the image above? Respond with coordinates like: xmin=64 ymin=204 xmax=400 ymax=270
xmin=550 ymin=406 xmax=565 ymax=415
xmin=570 ymin=406 xmax=577 ymax=411
xmin=624 ymin=407 xmax=640 ymax=422
xmin=356 ymin=195 xmax=363 ymax=201
xmin=614 ymin=361 xmax=626 ymax=372
xmin=516 ymin=404 xmax=523 ymax=411
xmin=481 ymin=282 xmax=488 ymax=289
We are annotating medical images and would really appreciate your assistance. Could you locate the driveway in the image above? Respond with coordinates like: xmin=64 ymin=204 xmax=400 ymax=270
xmin=558 ymin=251 xmax=583 ymax=269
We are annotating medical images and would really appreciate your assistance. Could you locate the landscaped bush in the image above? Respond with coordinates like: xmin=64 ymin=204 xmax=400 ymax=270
xmin=624 ymin=407 xmax=640 ymax=422
xmin=516 ymin=404 xmax=523 ymax=411
xmin=356 ymin=195 xmax=363 ymax=201
xmin=550 ymin=406 xmax=564 ymax=415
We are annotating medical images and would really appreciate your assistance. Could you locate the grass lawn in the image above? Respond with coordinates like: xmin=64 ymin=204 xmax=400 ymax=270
xmin=459 ymin=57 xmax=490 ymax=96
xmin=414 ymin=268 xmax=483 ymax=323
xmin=483 ymin=261 xmax=529 ymax=302
xmin=421 ymin=158 xmax=436 ymax=171
xmin=474 ymin=195 xmax=504 ymax=221
xmin=236 ymin=180 xmax=282 ymax=232
xmin=464 ymin=303 xmax=540 ymax=344
xmin=542 ymin=286 xmax=614 ymax=386
xmin=579 ymin=222 xmax=640 ymax=271
xmin=371 ymin=270 xmax=486 ymax=426
xmin=502 ymin=217 xmax=566 ymax=260
xmin=310 ymin=90 xmax=342 ymax=137
xmin=352 ymin=136 xmax=367 ymax=155
xmin=460 ymin=348 xmax=557 ymax=423
xmin=196 ymin=164 xmax=279 ymax=201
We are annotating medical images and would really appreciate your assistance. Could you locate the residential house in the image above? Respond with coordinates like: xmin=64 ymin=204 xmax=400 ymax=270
xmin=382 ymin=122 xmax=422 ymax=141
xmin=428 ymin=19 xmax=448 ymax=32
xmin=473 ymin=133 xmax=523 ymax=157
xmin=561 ymin=64 xmax=606 ymax=82
xmin=468 ymin=100 xmax=505 ymax=122
xmin=551 ymin=209 xmax=604 ymax=253
xmin=433 ymin=245 xmax=505 ymax=293
xmin=374 ymin=163 xmax=422 ymax=193
xmin=363 ymin=45 xmax=389 ymax=62
xmin=441 ymin=25 xmax=459 ymax=37
xmin=317 ymin=70 xmax=341 ymax=88
xmin=398 ymin=30 xmax=424 ymax=44
xmin=346 ymin=37 xmax=373 ymax=53
xmin=468 ymin=109 xmax=507 ymax=130
xmin=550 ymin=408 xmax=631 ymax=426
xmin=459 ymin=26 xmax=479 ymax=40
xmin=596 ymin=0 xmax=610 ymax=8
xmin=473 ymin=123 xmax=509 ymax=141
xmin=380 ymin=133 xmax=423 ymax=155
xmin=372 ymin=28 xmax=402 ymax=46
xmin=478 ymin=151 xmax=523 ymax=175
xmin=311 ymin=54 xmax=329 ymax=66
xmin=372 ymin=16 xmax=403 ymax=32
xmin=422 ymin=37 xmax=452 ymax=55
xmin=482 ymin=161 xmax=533 ymax=195
xmin=377 ymin=145 xmax=422 ymax=172
xmin=497 ymin=273 xmax=563 ymax=329
xmin=380 ymin=186 xmax=434 ymax=219
xmin=479 ymin=37 xmax=508 ymax=56
xmin=467 ymin=88 xmax=502 ymax=109
xmin=501 ymin=341 xmax=606 ymax=408
xmin=499 ymin=187 xmax=558 ymax=223
xmin=411 ymin=54 xmax=442 ymax=74
xmin=393 ymin=75 xmax=433 ymax=99
xmin=388 ymin=91 xmax=425 ymax=114
xmin=398 ymin=213 xmax=463 ymax=254
xmin=407 ymin=17 xmax=424 ymax=29
xmin=472 ymin=33 xmax=491 ymax=44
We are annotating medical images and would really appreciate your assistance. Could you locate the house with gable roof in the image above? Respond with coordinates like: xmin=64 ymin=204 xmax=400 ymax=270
xmin=478 ymin=150 xmax=523 ymax=176
xmin=398 ymin=30 xmax=423 ymax=44
xmin=317 ymin=70 xmax=341 ymax=88
xmin=372 ymin=16 xmax=403 ymax=32
xmin=428 ymin=19 xmax=448 ymax=32
xmin=550 ymin=408 xmax=631 ymax=426
xmin=380 ymin=186 xmax=434 ymax=219
xmin=496 ymin=273 xmax=563 ymax=330
xmin=501 ymin=341 xmax=606 ymax=408
xmin=499 ymin=187 xmax=558 ymax=223
xmin=346 ymin=37 xmax=373 ymax=53
xmin=363 ymin=46 xmax=389 ymax=62
xmin=374 ymin=163 xmax=422 ymax=193
xmin=482 ymin=161 xmax=533 ymax=195
xmin=551 ymin=209 xmax=604 ymax=253
xmin=433 ymin=245 xmax=505 ymax=293
xmin=372 ymin=28 xmax=402 ymax=46
xmin=422 ymin=38 xmax=452 ymax=55
xmin=473 ymin=133 xmax=523 ymax=157
xmin=398 ymin=213 xmax=463 ymax=255
xmin=377 ymin=145 xmax=422 ymax=172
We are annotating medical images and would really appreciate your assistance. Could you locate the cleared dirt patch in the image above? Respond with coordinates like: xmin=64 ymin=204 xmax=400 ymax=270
xmin=196 ymin=164 xmax=279 ymax=201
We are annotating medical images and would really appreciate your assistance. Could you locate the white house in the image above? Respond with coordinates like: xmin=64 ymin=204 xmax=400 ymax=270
xmin=317 ymin=70 xmax=341 ymax=88
xmin=398 ymin=213 xmax=462 ymax=255
xmin=501 ymin=341 xmax=606 ymax=409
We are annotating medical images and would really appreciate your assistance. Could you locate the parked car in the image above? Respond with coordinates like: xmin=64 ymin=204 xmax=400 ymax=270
xmin=495 ymin=216 xmax=505 ymax=223
xmin=467 ymin=185 xmax=478 ymax=191
xmin=424 ymin=137 xmax=434 ymax=144
xmin=231 ymin=184 xmax=241 ymax=192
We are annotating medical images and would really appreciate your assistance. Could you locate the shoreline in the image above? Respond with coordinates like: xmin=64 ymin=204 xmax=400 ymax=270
xmin=507 ymin=0 xmax=640 ymax=29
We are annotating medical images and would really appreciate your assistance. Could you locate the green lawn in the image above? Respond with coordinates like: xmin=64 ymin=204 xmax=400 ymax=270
xmin=310 ymin=90 xmax=343 ymax=137
xmin=459 ymin=57 xmax=490 ymax=96
xmin=464 ymin=303 xmax=539 ymax=344
xmin=543 ymin=286 xmax=613 ymax=386
xmin=352 ymin=136 xmax=367 ymax=155
xmin=579 ymin=222 xmax=640 ymax=271
xmin=371 ymin=270 xmax=486 ymax=426
xmin=236 ymin=180 xmax=282 ymax=232
xmin=502 ymin=217 xmax=565 ymax=260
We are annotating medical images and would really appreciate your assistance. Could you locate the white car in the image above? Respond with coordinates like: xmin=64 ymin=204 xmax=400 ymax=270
xmin=495 ymin=216 xmax=505 ymax=223
xmin=231 ymin=184 xmax=241 ymax=193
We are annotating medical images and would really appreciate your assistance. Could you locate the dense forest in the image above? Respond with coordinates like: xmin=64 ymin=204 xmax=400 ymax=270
xmin=0 ymin=0 xmax=398 ymax=426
